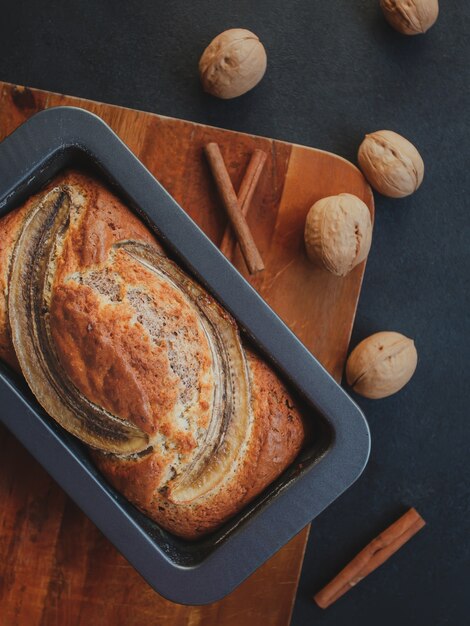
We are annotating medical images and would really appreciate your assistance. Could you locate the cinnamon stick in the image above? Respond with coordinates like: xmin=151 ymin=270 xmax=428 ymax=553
xmin=314 ymin=508 xmax=426 ymax=609
xmin=204 ymin=142 xmax=265 ymax=274
xmin=219 ymin=148 xmax=267 ymax=258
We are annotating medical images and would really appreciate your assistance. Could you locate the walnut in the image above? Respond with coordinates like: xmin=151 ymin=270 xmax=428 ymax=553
xmin=358 ymin=130 xmax=424 ymax=198
xmin=304 ymin=193 xmax=372 ymax=277
xmin=346 ymin=331 xmax=418 ymax=399
xmin=381 ymin=0 xmax=439 ymax=35
xmin=199 ymin=29 xmax=267 ymax=99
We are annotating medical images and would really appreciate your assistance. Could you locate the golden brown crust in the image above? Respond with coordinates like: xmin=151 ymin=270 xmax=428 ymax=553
xmin=50 ymin=282 xmax=177 ymax=437
xmin=53 ymin=172 xmax=156 ymax=280
xmin=0 ymin=170 xmax=155 ymax=371
xmin=92 ymin=352 xmax=304 ymax=539
xmin=0 ymin=170 xmax=305 ymax=540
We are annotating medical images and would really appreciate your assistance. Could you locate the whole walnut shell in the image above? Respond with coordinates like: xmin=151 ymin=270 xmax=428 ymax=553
xmin=346 ymin=331 xmax=418 ymax=399
xmin=304 ymin=193 xmax=372 ymax=277
xmin=199 ymin=29 xmax=267 ymax=99
xmin=358 ymin=130 xmax=424 ymax=198
xmin=381 ymin=0 xmax=439 ymax=35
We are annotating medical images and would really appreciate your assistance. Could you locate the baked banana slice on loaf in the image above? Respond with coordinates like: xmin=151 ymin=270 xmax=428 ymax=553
xmin=0 ymin=171 xmax=304 ymax=539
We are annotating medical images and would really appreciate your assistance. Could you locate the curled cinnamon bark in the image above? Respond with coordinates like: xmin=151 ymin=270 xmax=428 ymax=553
xmin=314 ymin=507 xmax=426 ymax=609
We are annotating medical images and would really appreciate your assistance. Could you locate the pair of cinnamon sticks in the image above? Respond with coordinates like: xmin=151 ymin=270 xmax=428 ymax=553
xmin=204 ymin=142 xmax=266 ymax=274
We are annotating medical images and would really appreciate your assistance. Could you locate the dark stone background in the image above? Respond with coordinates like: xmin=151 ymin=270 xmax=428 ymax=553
xmin=0 ymin=1 xmax=468 ymax=624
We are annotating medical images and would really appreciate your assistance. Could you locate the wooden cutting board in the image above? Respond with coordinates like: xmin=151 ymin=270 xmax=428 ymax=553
xmin=0 ymin=81 xmax=373 ymax=626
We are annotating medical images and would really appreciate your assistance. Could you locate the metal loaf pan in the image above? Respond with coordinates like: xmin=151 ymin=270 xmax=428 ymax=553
xmin=0 ymin=107 xmax=370 ymax=605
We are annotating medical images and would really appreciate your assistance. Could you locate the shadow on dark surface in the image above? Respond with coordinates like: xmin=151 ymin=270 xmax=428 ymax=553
xmin=0 ymin=0 xmax=469 ymax=624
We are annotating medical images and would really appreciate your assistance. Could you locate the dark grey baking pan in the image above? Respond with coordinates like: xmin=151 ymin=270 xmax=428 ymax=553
xmin=0 ymin=106 xmax=370 ymax=605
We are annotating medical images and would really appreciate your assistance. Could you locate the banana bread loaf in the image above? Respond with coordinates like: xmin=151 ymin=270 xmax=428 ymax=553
xmin=0 ymin=170 xmax=304 ymax=539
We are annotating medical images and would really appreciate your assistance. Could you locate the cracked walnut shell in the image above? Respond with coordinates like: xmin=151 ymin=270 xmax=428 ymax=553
xmin=199 ymin=28 xmax=267 ymax=99
xmin=381 ymin=0 xmax=439 ymax=35
xmin=358 ymin=130 xmax=424 ymax=198
xmin=346 ymin=331 xmax=418 ymax=399
xmin=304 ymin=193 xmax=372 ymax=277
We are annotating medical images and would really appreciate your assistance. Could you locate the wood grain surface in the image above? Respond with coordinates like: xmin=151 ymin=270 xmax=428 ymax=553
xmin=0 ymin=81 xmax=373 ymax=626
